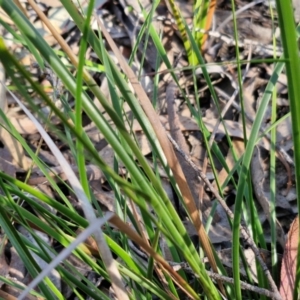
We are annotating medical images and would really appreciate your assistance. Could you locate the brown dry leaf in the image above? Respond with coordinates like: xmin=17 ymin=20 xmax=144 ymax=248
xmin=0 ymin=290 xmax=18 ymax=300
xmin=183 ymin=202 xmax=233 ymax=245
xmin=160 ymin=115 xmax=251 ymax=139
xmin=0 ymin=147 xmax=18 ymax=177
xmin=98 ymin=138 xmax=150 ymax=167
xmin=109 ymin=214 xmax=197 ymax=299
xmin=0 ymin=128 xmax=31 ymax=170
xmin=1 ymin=286 xmax=39 ymax=300
xmin=0 ymin=64 xmax=31 ymax=170
xmin=8 ymin=247 xmax=26 ymax=283
xmin=126 ymin=115 xmax=248 ymax=145
xmin=136 ymin=132 xmax=152 ymax=156
xmin=98 ymin=145 xmax=116 ymax=169
xmin=9 ymin=115 xmax=37 ymax=135
xmin=89 ymin=181 xmax=116 ymax=212
xmin=0 ymin=238 xmax=9 ymax=289
xmin=5 ymin=247 xmax=39 ymax=299
xmin=279 ymin=216 xmax=299 ymax=300
xmin=208 ymin=204 xmax=232 ymax=244
xmin=28 ymin=164 xmax=105 ymax=186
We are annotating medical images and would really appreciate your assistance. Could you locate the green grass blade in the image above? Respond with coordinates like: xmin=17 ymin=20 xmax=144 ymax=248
xmin=233 ymin=61 xmax=284 ymax=299
xmin=275 ymin=1 xmax=300 ymax=298
xmin=75 ymin=0 xmax=95 ymax=200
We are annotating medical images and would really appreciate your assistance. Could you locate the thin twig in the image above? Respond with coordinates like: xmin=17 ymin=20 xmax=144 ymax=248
xmin=168 ymin=261 xmax=279 ymax=299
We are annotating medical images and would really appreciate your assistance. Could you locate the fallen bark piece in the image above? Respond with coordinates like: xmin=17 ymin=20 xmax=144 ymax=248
xmin=280 ymin=216 xmax=299 ymax=299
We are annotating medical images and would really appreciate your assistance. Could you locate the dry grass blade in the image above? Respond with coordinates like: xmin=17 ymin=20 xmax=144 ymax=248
xmin=0 ymin=289 xmax=18 ymax=300
xmin=109 ymin=215 xmax=197 ymax=300
xmin=95 ymin=13 xmax=225 ymax=295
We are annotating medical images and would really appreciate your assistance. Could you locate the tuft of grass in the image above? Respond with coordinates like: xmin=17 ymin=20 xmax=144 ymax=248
xmin=0 ymin=0 xmax=298 ymax=299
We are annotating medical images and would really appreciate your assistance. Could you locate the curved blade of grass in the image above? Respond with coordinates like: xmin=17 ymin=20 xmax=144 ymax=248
xmin=74 ymin=0 xmax=95 ymax=201
xmin=232 ymin=61 xmax=284 ymax=299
